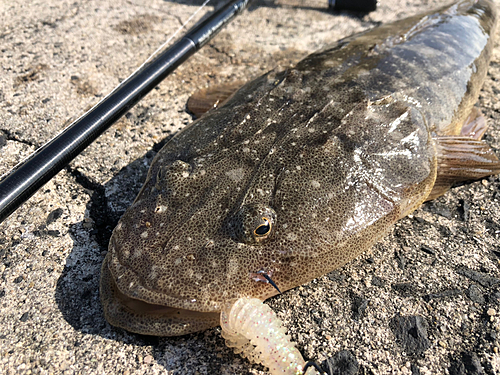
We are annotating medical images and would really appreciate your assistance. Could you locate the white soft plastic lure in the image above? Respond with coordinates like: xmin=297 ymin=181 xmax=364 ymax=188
xmin=221 ymin=298 xmax=319 ymax=375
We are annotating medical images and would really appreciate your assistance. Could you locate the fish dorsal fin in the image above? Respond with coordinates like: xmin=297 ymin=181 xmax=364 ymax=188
xmin=428 ymin=136 xmax=500 ymax=200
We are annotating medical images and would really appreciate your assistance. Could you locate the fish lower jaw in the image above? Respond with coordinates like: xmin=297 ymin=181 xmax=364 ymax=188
xmin=100 ymin=260 xmax=220 ymax=336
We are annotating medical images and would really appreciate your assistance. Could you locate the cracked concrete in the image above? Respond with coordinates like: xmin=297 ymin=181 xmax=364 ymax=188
xmin=0 ymin=128 xmax=36 ymax=147
xmin=1 ymin=0 xmax=500 ymax=374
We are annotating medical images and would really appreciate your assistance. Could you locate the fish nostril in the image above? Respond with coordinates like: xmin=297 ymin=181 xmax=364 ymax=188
xmin=156 ymin=167 xmax=164 ymax=181
xmin=155 ymin=167 xmax=165 ymax=190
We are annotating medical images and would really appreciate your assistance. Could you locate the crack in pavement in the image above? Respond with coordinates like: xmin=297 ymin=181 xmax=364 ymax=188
xmin=65 ymin=165 xmax=115 ymax=249
xmin=0 ymin=129 xmax=37 ymax=148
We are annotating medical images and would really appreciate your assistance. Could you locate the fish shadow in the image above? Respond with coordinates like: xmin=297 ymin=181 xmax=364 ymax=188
xmin=55 ymin=150 xmax=149 ymax=333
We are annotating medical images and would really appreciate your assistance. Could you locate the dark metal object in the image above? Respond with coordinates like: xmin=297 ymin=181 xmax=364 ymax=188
xmin=258 ymin=271 xmax=282 ymax=294
xmin=0 ymin=0 xmax=251 ymax=223
xmin=329 ymin=0 xmax=377 ymax=12
xmin=303 ymin=361 xmax=327 ymax=375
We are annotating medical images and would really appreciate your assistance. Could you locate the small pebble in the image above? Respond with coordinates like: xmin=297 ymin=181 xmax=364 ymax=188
xmin=420 ymin=244 xmax=435 ymax=255
xmin=20 ymin=312 xmax=29 ymax=322
xmin=487 ymin=308 xmax=496 ymax=316
xmin=59 ymin=361 xmax=69 ymax=371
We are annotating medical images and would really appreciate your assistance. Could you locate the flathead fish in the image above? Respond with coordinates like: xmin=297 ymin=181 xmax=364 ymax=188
xmin=100 ymin=0 xmax=500 ymax=337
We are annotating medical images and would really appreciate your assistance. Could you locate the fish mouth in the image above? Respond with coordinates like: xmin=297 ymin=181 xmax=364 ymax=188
xmin=100 ymin=254 xmax=220 ymax=336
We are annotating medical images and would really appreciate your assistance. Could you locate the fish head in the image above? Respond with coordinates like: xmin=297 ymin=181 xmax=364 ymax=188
xmin=100 ymin=151 xmax=287 ymax=336
xmin=100 ymin=145 xmax=294 ymax=336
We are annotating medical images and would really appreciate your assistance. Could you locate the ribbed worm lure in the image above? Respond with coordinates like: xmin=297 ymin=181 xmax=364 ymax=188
xmin=220 ymin=298 xmax=323 ymax=375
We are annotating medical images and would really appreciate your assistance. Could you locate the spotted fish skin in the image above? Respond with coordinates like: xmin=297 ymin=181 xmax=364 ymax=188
xmin=100 ymin=0 xmax=499 ymax=336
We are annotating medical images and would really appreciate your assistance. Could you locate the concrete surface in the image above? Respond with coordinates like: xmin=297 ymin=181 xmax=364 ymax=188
xmin=1 ymin=0 xmax=500 ymax=374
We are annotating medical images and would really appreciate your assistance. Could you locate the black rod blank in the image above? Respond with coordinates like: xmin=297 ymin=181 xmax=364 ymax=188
xmin=0 ymin=0 xmax=250 ymax=223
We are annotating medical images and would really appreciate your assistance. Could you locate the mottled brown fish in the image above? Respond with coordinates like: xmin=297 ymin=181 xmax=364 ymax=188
xmin=100 ymin=0 xmax=500 ymax=337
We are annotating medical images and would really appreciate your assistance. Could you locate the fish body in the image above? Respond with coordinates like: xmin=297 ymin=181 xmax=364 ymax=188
xmin=100 ymin=0 xmax=500 ymax=336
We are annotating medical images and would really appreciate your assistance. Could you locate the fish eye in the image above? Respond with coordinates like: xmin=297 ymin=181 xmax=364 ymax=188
xmin=230 ymin=204 xmax=276 ymax=245
xmin=254 ymin=217 xmax=271 ymax=237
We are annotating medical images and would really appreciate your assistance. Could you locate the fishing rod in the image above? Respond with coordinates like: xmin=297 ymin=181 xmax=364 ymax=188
xmin=0 ymin=0 xmax=250 ymax=223
xmin=0 ymin=0 xmax=377 ymax=224
xmin=329 ymin=0 xmax=377 ymax=12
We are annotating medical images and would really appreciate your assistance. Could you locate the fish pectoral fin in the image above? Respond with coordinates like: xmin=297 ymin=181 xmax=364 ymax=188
xmin=187 ymin=81 xmax=245 ymax=118
xmin=427 ymin=136 xmax=500 ymax=200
